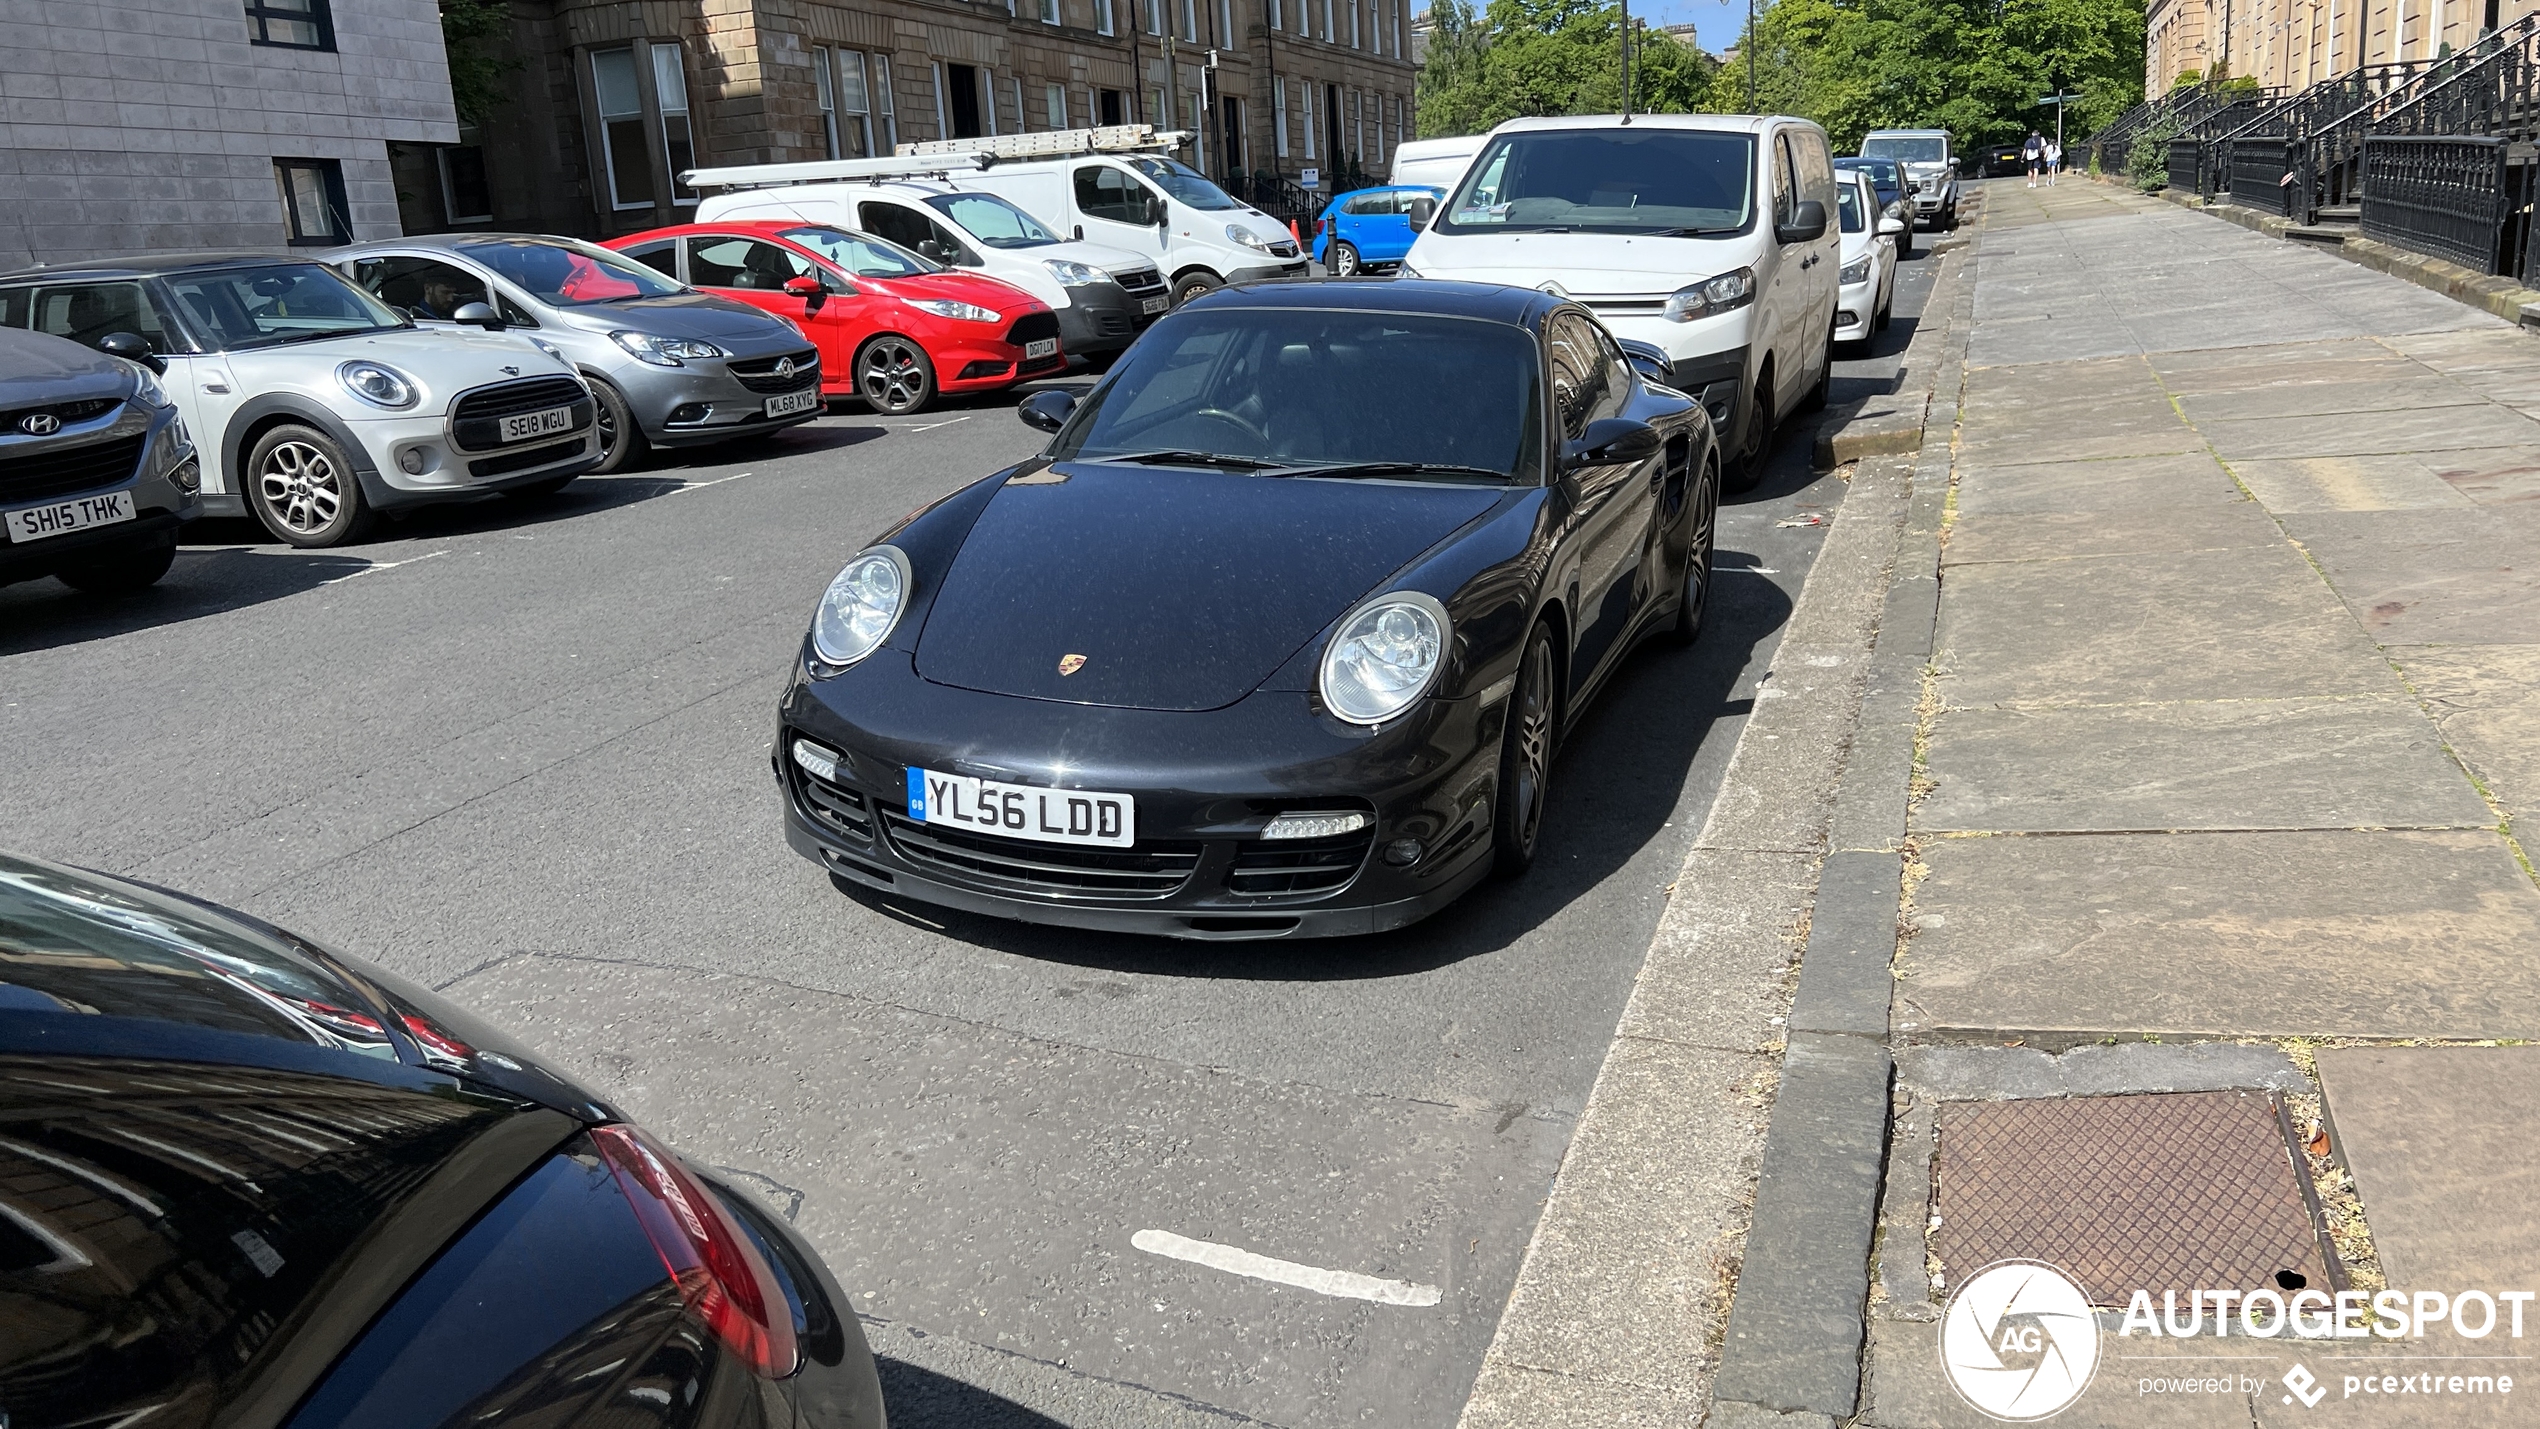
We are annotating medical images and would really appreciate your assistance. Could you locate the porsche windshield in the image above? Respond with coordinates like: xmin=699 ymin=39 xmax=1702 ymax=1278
xmin=1053 ymin=310 xmax=1541 ymax=483
xmin=1441 ymin=129 xmax=1755 ymax=235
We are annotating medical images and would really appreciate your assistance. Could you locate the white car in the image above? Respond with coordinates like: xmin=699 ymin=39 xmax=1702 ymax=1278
xmin=1834 ymin=169 xmax=1901 ymax=353
xmin=1402 ymin=112 xmax=1841 ymax=490
xmin=0 ymin=254 xmax=598 ymax=547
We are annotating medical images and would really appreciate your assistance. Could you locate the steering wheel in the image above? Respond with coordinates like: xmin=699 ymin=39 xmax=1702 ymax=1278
xmin=1188 ymin=407 xmax=1268 ymax=446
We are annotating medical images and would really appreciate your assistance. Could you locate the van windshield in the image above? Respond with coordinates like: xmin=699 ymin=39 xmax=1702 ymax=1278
xmin=1123 ymin=157 xmax=1240 ymax=211
xmin=1862 ymin=136 xmax=1947 ymax=164
xmin=1438 ymin=129 xmax=1756 ymax=236
xmin=926 ymin=193 xmax=1061 ymax=248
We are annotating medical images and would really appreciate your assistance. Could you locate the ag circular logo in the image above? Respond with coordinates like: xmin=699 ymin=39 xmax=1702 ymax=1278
xmin=1938 ymin=1260 xmax=2101 ymax=1421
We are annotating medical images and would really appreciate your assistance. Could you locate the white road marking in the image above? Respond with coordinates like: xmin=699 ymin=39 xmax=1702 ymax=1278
xmin=1130 ymin=1229 xmax=1442 ymax=1306
xmin=907 ymin=415 xmax=971 ymax=433
xmin=320 ymin=549 xmax=449 ymax=584
xmin=668 ymin=470 xmax=753 ymax=495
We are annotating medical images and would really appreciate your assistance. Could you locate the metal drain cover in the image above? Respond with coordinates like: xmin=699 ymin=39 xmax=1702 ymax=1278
xmin=1933 ymin=1090 xmax=2335 ymax=1306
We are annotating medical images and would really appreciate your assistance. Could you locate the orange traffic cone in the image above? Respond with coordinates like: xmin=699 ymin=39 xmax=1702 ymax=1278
xmin=1290 ymin=218 xmax=1302 ymax=243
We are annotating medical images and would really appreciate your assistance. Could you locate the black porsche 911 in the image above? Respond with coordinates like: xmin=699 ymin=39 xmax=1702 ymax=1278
xmin=0 ymin=851 xmax=886 ymax=1429
xmin=775 ymin=279 xmax=1720 ymax=940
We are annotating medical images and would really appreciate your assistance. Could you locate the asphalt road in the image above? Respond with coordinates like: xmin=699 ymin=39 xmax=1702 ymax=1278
xmin=0 ymin=251 xmax=1939 ymax=1429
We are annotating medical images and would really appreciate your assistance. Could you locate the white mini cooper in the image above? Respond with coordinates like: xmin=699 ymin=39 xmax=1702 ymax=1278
xmin=0 ymin=254 xmax=599 ymax=547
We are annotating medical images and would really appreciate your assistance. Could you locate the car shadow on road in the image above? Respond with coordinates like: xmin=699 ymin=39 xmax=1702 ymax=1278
xmin=828 ymin=557 xmax=1795 ymax=981
xmin=876 ymin=1356 xmax=1074 ymax=1428
xmin=0 ymin=544 xmax=379 ymax=659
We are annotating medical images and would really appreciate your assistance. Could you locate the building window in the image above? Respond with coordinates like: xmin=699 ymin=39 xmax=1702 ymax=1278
xmin=1100 ymin=87 xmax=1124 ymax=123
xmin=874 ymin=56 xmax=898 ymax=148
xmin=1145 ymin=0 xmax=1162 ymax=35
xmin=1189 ymin=91 xmax=1206 ymax=168
xmin=653 ymin=43 xmax=696 ymax=205
xmin=1042 ymin=0 xmax=1061 ymax=22
xmin=439 ymin=124 xmax=492 ymax=222
xmin=591 ymin=47 xmax=655 ymax=209
xmin=1221 ymin=96 xmax=1244 ymax=172
xmin=1348 ymin=0 xmax=1359 ymax=46
xmin=1046 ymin=82 xmax=1068 ymax=128
xmin=1179 ymin=0 xmax=1197 ymax=39
xmin=245 ymin=0 xmax=331 ymax=49
xmin=817 ymin=48 xmax=877 ymax=158
xmin=1150 ymin=85 xmax=1166 ymax=128
xmin=1272 ymin=80 xmax=1287 ymax=156
xmin=1319 ymin=0 xmax=1332 ymax=40
xmin=274 ymin=158 xmax=351 ymax=243
xmin=1217 ymin=0 xmax=1232 ymax=42
xmin=1268 ymin=0 xmax=1281 ymax=27
xmin=1096 ymin=0 xmax=1115 ymax=34
xmin=1301 ymin=80 xmax=1315 ymax=158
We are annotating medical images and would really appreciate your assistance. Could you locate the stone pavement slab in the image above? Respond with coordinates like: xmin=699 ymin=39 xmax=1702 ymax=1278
xmin=1898 ymin=829 xmax=2540 ymax=1041
xmin=2426 ymin=444 xmax=2540 ymax=504
xmin=2391 ymin=643 xmax=2540 ymax=824
xmin=1918 ymin=696 xmax=2491 ymax=833
xmin=1934 ymin=545 xmax=2395 ymax=707
xmin=1951 ymin=452 xmax=2247 ymax=514
xmin=2281 ymin=507 xmax=2540 ymax=645
xmin=1942 ymin=502 xmax=2279 ymax=564
xmin=2314 ymin=1046 xmax=2540 ymax=1289
xmin=2228 ymin=454 xmax=2482 ymax=513
xmin=2195 ymin=403 xmax=2540 ymax=461
xmin=2172 ymin=375 xmax=2485 ymax=424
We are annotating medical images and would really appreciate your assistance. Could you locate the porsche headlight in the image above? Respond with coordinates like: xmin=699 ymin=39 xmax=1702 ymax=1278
xmin=1044 ymin=259 xmax=1104 ymax=286
xmin=1320 ymin=592 xmax=1448 ymax=726
xmin=1225 ymin=224 xmax=1275 ymax=253
xmin=1840 ymin=255 xmax=1873 ymax=284
xmin=909 ymin=299 xmax=1000 ymax=323
xmin=1662 ymin=268 xmax=1756 ymax=324
xmin=336 ymin=360 xmax=419 ymax=409
xmin=811 ymin=546 xmax=910 ymax=670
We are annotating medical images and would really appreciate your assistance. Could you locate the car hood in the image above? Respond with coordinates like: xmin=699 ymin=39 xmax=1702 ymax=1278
xmin=872 ymin=270 xmax=1042 ymax=314
xmin=914 ymin=463 xmax=1501 ymax=711
xmin=224 ymin=327 xmax=574 ymax=404
xmin=0 ymin=326 xmax=137 ymax=405
xmin=548 ymin=290 xmax=805 ymax=342
xmin=1408 ymin=231 xmax=1754 ymax=294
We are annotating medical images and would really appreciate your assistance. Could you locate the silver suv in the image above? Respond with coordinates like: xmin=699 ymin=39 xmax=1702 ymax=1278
xmin=331 ymin=236 xmax=824 ymax=473
xmin=0 ymin=326 xmax=200 ymax=593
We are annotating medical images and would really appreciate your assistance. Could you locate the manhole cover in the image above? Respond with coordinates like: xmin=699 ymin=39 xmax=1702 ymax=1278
xmin=1932 ymin=1090 xmax=2336 ymax=1306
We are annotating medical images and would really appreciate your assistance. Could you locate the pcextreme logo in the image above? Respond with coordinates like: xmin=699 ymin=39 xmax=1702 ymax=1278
xmin=1940 ymin=1261 xmax=2103 ymax=1420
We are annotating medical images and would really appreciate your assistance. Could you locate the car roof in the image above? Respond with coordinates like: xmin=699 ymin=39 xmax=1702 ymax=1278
xmin=1188 ymin=276 xmax=1555 ymax=328
xmin=332 ymin=233 xmax=601 ymax=255
xmin=1489 ymin=112 xmax=1814 ymax=137
xmin=0 ymin=251 xmax=307 ymax=285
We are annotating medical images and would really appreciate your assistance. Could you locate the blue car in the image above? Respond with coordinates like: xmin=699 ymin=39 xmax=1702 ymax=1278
xmin=1312 ymin=185 xmax=1444 ymax=276
xmin=1835 ymin=157 xmax=1915 ymax=256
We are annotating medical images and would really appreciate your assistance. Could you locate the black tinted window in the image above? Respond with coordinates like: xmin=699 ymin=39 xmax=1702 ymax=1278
xmin=1051 ymin=309 xmax=1541 ymax=480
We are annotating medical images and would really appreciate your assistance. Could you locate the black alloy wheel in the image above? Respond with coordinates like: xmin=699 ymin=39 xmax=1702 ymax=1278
xmin=1725 ymin=368 xmax=1774 ymax=493
xmin=587 ymin=378 xmax=641 ymax=474
xmin=55 ymin=533 xmax=177 ymax=593
xmin=856 ymin=336 xmax=936 ymax=415
xmin=1492 ymin=624 xmax=1557 ymax=879
xmin=1329 ymin=242 xmax=1362 ymax=277
xmin=248 ymin=423 xmax=374 ymax=548
xmin=1802 ymin=332 xmax=1832 ymax=413
xmin=1671 ymin=455 xmax=1720 ymax=646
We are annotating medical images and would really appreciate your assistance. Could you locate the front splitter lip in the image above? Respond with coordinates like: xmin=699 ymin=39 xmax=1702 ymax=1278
xmin=785 ymin=807 xmax=1492 ymax=940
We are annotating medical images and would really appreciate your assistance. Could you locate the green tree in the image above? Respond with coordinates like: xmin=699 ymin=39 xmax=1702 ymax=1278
xmin=1418 ymin=0 xmax=1718 ymax=136
xmin=440 ymin=0 xmax=518 ymax=127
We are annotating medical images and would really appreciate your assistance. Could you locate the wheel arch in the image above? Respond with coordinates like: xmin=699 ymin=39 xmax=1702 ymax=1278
xmin=222 ymin=398 xmax=387 ymax=507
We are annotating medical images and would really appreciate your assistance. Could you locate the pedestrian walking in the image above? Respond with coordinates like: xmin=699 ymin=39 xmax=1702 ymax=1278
xmin=2023 ymin=131 xmax=2045 ymax=187
xmin=2045 ymin=138 xmax=2061 ymax=186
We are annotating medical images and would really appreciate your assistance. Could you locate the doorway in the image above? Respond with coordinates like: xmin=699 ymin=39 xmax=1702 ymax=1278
xmin=946 ymin=63 xmax=982 ymax=137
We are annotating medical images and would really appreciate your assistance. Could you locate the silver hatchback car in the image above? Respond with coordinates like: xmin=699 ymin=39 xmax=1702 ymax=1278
xmin=329 ymin=236 xmax=824 ymax=472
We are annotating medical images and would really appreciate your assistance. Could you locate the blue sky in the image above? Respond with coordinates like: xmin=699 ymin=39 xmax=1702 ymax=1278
xmin=1635 ymin=0 xmax=1749 ymax=52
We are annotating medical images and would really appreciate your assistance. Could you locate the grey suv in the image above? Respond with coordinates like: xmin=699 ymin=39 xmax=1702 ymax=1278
xmin=0 ymin=327 xmax=200 ymax=594
xmin=329 ymin=236 xmax=823 ymax=473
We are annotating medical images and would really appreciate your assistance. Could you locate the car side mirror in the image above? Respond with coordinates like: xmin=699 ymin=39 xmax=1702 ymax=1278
xmin=451 ymin=301 xmax=504 ymax=331
xmin=1616 ymin=339 xmax=1675 ymax=387
xmin=784 ymin=273 xmax=828 ymax=315
xmin=1561 ymin=417 xmax=1664 ymax=471
xmin=1073 ymin=224 xmax=1085 ymax=240
xmin=1018 ymin=388 xmax=1079 ymax=433
xmin=1776 ymin=200 xmax=1828 ymax=245
xmin=95 ymin=331 xmax=163 ymax=375
xmin=1150 ymin=196 xmax=1171 ymax=227
xmin=1879 ymin=216 xmax=1907 ymax=235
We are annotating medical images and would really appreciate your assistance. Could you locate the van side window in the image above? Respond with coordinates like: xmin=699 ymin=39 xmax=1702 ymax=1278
xmin=1797 ymin=132 xmax=1839 ymax=215
xmin=1075 ymin=165 xmax=1151 ymax=223
xmin=1771 ymin=134 xmax=1795 ymax=229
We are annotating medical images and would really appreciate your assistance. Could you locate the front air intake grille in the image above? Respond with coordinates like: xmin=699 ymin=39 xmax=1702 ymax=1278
xmin=453 ymin=376 xmax=586 ymax=422
xmin=1113 ymin=267 xmax=1166 ymax=296
xmin=1225 ymin=829 xmax=1373 ymax=897
xmin=881 ymin=814 xmax=1199 ymax=899
xmin=728 ymin=349 xmax=821 ymax=393
xmin=1004 ymin=311 xmax=1060 ymax=348
xmin=0 ymin=433 xmax=146 ymax=505
xmin=1 ymin=398 xmax=120 ymax=433
xmin=1096 ymin=313 xmax=1134 ymax=337
xmin=793 ymin=771 xmax=875 ymax=844
xmin=1017 ymin=353 xmax=1065 ymax=378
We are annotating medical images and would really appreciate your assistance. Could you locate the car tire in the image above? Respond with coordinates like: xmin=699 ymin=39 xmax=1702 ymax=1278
xmin=1801 ymin=334 xmax=1832 ymax=413
xmin=587 ymin=378 xmax=642 ymax=475
xmin=1330 ymin=242 xmax=1361 ymax=277
xmin=855 ymin=335 xmax=935 ymax=415
xmin=1876 ymin=289 xmax=1893 ymax=332
xmin=1492 ymin=622 xmax=1557 ymax=879
xmin=55 ymin=533 xmax=176 ymax=594
xmin=1170 ymin=270 xmax=1223 ymax=307
xmin=1897 ymin=227 xmax=1914 ymax=258
xmin=1725 ymin=368 xmax=1774 ymax=493
xmin=1670 ymin=455 xmax=1719 ymax=647
xmin=247 ymin=423 xmax=375 ymax=548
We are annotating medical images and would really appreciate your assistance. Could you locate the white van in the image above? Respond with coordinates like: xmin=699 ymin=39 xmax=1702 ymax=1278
xmin=899 ymin=128 xmax=1306 ymax=307
xmin=692 ymin=175 xmax=1168 ymax=364
xmin=1390 ymin=135 xmax=1487 ymax=193
xmin=1402 ymin=113 xmax=1841 ymax=488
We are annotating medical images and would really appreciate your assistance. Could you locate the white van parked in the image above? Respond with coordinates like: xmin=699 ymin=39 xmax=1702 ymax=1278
xmin=1402 ymin=113 xmax=1840 ymax=488
xmin=895 ymin=127 xmax=1306 ymax=307
xmin=1390 ymin=134 xmax=1487 ymax=194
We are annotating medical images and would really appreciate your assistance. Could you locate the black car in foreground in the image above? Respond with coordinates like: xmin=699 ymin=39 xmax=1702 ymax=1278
xmin=776 ymin=279 xmax=1719 ymax=940
xmin=0 ymin=851 xmax=886 ymax=1429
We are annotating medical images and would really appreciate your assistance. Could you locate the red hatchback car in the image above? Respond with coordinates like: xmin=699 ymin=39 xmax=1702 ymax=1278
xmin=605 ymin=222 xmax=1063 ymax=414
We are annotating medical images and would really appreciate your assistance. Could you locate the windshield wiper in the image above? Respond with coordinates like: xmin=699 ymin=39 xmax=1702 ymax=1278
xmin=1650 ymin=226 xmax=1739 ymax=237
xmin=1273 ymin=461 xmax=1514 ymax=484
xmin=1091 ymin=449 xmax=1289 ymax=471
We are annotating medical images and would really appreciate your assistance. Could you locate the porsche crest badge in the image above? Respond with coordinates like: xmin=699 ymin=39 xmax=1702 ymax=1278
xmin=1058 ymin=653 xmax=1088 ymax=676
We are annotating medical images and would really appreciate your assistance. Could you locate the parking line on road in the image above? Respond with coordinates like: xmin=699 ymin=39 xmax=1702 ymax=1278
xmin=320 ymin=549 xmax=449 ymax=584
xmin=1129 ymin=1228 xmax=1442 ymax=1306
xmin=906 ymin=415 xmax=971 ymax=433
xmin=668 ymin=471 xmax=753 ymax=495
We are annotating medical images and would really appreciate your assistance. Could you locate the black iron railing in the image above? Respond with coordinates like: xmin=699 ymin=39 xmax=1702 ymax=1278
xmin=2227 ymin=136 xmax=2303 ymax=214
xmin=2290 ymin=19 xmax=2540 ymax=219
xmin=1222 ymin=160 xmax=1384 ymax=229
xmin=2358 ymin=134 xmax=2511 ymax=270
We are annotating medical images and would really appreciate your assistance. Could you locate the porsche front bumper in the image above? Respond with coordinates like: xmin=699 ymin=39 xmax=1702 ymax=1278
xmin=773 ymin=654 xmax=1504 ymax=940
